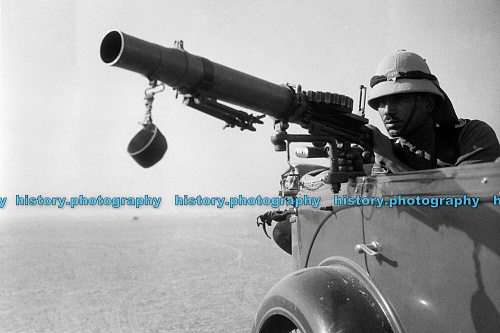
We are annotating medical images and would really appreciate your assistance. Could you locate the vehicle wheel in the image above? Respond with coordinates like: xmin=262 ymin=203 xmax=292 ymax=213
xmin=258 ymin=315 xmax=302 ymax=333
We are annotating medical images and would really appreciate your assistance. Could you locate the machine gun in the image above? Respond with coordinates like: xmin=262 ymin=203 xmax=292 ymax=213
xmin=100 ymin=30 xmax=372 ymax=192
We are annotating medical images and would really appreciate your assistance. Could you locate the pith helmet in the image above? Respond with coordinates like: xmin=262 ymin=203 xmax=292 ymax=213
xmin=367 ymin=50 xmax=444 ymax=109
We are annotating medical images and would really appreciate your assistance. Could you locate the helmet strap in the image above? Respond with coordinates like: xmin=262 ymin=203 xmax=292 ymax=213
xmin=392 ymin=95 xmax=421 ymax=138
xmin=395 ymin=96 xmax=440 ymax=168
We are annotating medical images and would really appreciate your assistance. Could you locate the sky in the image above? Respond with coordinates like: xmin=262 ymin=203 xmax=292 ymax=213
xmin=1 ymin=0 xmax=500 ymax=217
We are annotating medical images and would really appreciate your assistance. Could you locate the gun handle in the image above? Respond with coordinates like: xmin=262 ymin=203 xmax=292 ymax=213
xmin=360 ymin=125 xmax=374 ymax=151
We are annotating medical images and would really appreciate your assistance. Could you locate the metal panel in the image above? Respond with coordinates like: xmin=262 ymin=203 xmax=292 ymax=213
xmin=362 ymin=162 xmax=500 ymax=332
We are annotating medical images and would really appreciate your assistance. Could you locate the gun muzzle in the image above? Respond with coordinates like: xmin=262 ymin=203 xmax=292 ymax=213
xmin=100 ymin=30 xmax=295 ymax=119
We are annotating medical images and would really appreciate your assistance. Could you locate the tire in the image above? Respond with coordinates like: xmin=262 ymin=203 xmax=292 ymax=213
xmin=258 ymin=315 xmax=302 ymax=333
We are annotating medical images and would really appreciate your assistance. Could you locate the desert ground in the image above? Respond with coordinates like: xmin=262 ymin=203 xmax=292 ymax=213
xmin=0 ymin=212 xmax=291 ymax=332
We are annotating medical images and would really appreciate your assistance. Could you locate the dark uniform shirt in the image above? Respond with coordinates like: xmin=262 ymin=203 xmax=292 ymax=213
xmin=452 ymin=120 xmax=500 ymax=165
xmin=391 ymin=119 xmax=500 ymax=171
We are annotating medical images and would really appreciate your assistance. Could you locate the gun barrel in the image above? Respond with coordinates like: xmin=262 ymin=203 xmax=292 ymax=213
xmin=100 ymin=30 xmax=295 ymax=119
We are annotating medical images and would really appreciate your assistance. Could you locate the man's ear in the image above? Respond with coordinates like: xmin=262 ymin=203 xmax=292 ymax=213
xmin=422 ymin=94 xmax=435 ymax=113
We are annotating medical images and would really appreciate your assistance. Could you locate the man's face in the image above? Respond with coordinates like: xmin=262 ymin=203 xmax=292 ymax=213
xmin=377 ymin=93 xmax=422 ymax=137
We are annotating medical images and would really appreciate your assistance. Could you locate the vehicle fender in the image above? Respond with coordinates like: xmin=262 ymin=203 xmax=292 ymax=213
xmin=252 ymin=258 xmax=400 ymax=333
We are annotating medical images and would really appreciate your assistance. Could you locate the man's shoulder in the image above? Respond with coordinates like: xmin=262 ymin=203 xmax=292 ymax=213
xmin=460 ymin=119 xmax=494 ymax=132
xmin=456 ymin=119 xmax=500 ymax=164
xmin=458 ymin=119 xmax=498 ymax=143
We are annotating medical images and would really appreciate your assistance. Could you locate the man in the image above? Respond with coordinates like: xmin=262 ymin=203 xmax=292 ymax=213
xmin=361 ymin=49 xmax=500 ymax=173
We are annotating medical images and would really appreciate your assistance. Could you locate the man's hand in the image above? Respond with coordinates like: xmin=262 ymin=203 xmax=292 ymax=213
xmin=337 ymin=147 xmax=364 ymax=172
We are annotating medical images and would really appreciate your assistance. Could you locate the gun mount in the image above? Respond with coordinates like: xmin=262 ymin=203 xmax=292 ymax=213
xmin=100 ymin=30 xmax=372 ymax=191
